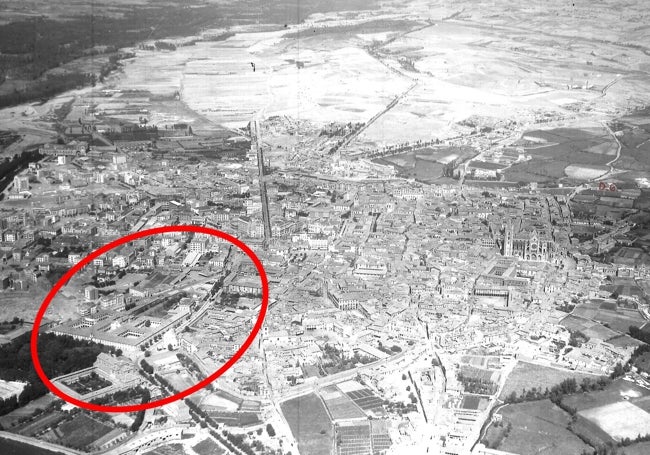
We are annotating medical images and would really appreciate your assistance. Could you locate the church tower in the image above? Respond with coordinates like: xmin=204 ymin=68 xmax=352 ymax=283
xmin=503 ymin=222 xmax=513 ymax=257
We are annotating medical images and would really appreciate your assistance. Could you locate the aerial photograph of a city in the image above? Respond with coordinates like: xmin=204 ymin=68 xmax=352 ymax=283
xmin=0 ymin=1 xmax=649 ymax=454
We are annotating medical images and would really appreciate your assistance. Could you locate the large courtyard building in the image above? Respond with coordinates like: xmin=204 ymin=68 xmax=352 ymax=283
xmin=49 ymin=307 xmax=190 ymax=352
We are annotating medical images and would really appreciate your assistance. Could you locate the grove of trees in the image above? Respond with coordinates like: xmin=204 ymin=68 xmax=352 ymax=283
xmin=0 ymin=332 xmax=110 ymax=415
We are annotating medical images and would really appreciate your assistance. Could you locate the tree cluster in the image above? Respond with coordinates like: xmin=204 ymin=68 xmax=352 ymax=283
xmin=629 ymin=326 xmax=650 ymax=344
xmin=140 ymin=359 xmax=154 ymax=375
xmin=0 ymin=73 xmax=96 ymax=108
xmin=185 ymin=398 xmax=263 ymax=455
xmin=90 ymin=386 xmax=148 ymax=407
xmin=0 ymin=4 xmax=230 ymax=108
xmin=629 ymin=343 xmax=650 ymax=374
xmin=610 ymin=362 xmax=630 ymax=379
xmin=0 ymin=149 xmax=43 ymax=193
xmin=320 ymin=344 xmax=375 ymax=375
xmin=154 ymin=41 xmax=177 ymax=51
xmin=176 ymin=353 xmax=205 ymax=379
xmin=482 ymin=420 xmax=512 ymax=450
xmin=456 ymin=373 xmax=498 ymax=395
xmin=569 ymin=330 xmax=590 ymax=347
xmin=0 ymin=333 xmax=110 ymax=415
xmin=383 ymin=399 xmax=417 ymax=416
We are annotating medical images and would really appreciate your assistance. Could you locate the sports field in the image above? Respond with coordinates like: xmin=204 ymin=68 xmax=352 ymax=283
xmin=280 ymin=393 xmax=333 ymax=455
xmin=561 ymin=378 xmax=650 ymax=412
xmin=460 ymin=395 xmax=489 ymax=411
xmin=579 ymin=401 xmax=650 ymax=440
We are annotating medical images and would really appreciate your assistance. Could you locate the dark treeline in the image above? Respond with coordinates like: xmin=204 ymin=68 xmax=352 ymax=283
xmin=0 ymin=4 xmax=226 ymax=108
xmin=0 ymin=130 xmax=21 ymax=148
xmin=283 ymin=18 xmax=417 ymax=39
xmin=0 ymin=332 xmax=111 ymax=415
xmin=0 ymin=73 xmax=95 ymax=108
xmin=0 ymin=0 xmax=382 ymax=108
xmin=628 ymin=338 xmax=650 ymax=374
xmin=629 ymin=325 xmax=650 ymax=344
xmin=576 ymin=429 xmax=650 ymax=454
xmin=0 ymin=149 xmax=43 ymax=194
xmin=154 ymin=41 xmax=177 ymax=51
xmin=579 ymin=442 xmax=629 ymax=455
xmin=0 ymin=7 xmax=223 ymax=79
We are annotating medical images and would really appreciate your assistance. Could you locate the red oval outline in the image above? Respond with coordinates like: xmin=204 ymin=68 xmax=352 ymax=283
xmin=30 ymin=225 xmax=268 ymax=413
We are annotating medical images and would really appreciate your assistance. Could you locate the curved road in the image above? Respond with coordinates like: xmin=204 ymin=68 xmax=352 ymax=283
xmin=591 ymin=120 xmax=622 ymax=182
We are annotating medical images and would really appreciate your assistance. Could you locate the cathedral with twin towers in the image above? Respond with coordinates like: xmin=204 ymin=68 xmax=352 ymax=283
xmin=502 ymin=219 xmax=554 ymax=262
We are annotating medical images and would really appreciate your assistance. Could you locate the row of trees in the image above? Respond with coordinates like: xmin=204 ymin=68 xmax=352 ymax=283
xmin=504 ymin=377 xmax=612 ymax=406
xmin=0 ymin=316 xmax=24 ymax=331
xmin=0 ymin=397 xmax=62 ymax=430
xmin=366 ymin=138 xmax=444 ymax=158
xmin=130 ymin=388 xmax=151 ymax=432
xmin=140 ymin=359 xmax=154 ymax=375
xmin=185 ymin=397 xmax=254 ymax=455
xmin=139 ymin=359 xmax=285 ymax=455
